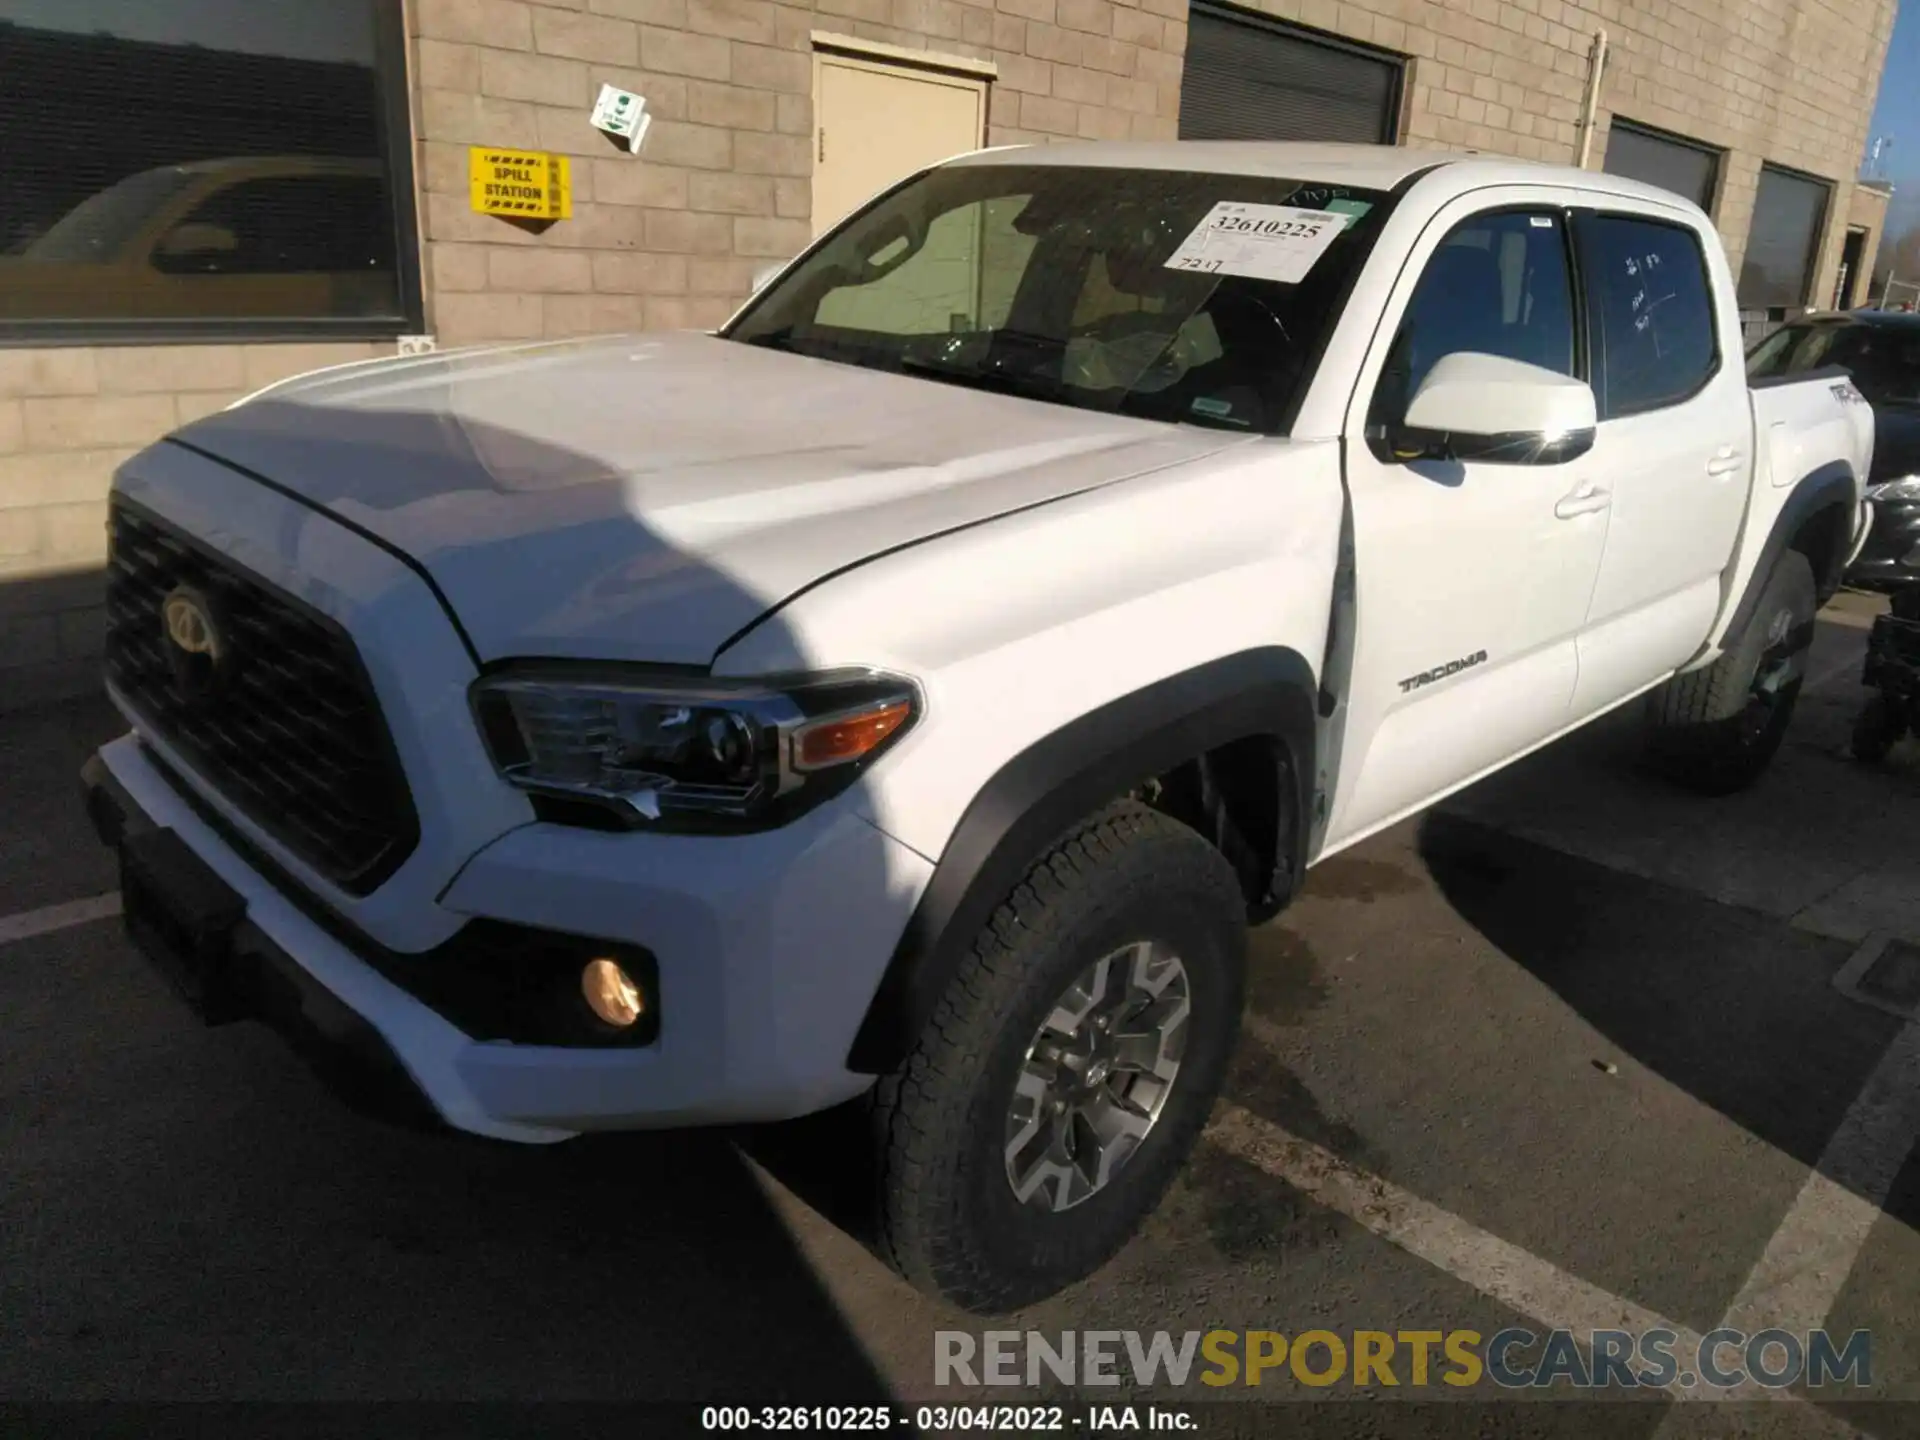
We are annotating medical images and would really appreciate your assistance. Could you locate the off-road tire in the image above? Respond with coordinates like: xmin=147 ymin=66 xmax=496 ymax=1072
xmin=869 ymin=801 xmax=1246 ymax=1314
xmin=1644 ymin=551 xmax=1817 ymax=796
xmin=1852 ymin=694 xmax=1905 ymax=764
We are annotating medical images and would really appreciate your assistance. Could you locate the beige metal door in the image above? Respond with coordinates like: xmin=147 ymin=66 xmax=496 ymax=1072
xmin=811 ymin=51 xmax=987 ymax=236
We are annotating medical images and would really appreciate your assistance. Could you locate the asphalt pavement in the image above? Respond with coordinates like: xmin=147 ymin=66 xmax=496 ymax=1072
xmin=4 ymin=596 xmax=1919 ymax=1438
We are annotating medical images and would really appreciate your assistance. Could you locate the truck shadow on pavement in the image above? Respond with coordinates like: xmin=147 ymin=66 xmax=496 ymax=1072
xmin=1415 ymin=682 xmax=1919 ymax=1212
xmin=1420 ymin=808 xmax=1901 ymax=1173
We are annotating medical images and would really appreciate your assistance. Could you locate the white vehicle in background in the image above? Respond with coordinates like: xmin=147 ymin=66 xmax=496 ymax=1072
xmin=83 ymin=142 xmax=1871 ymax=1313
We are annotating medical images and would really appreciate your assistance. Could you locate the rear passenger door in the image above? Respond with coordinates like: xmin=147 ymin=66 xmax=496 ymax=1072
xmin=1567 ymin=207 xmax=1751 ymax=715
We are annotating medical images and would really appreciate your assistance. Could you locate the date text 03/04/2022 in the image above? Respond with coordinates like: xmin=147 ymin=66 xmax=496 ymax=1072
xmin=700 ymin=1405 xmax=1196 ymax=1432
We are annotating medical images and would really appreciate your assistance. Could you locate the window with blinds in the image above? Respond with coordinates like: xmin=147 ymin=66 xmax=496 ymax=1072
xmin=0 ymin=4 xmax=419 ymax=338
xmin=1739 ymin=165 xmax=1832 ymax=310
xmin=1601 ymin=120 xmax=1720 ymax=212
xmin=1179 ymin=4 xmax=1403 ymax=145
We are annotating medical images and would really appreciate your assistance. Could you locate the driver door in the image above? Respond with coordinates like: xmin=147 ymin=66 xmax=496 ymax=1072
xmin=1323 ymin=192 xmax=1611 ymax=849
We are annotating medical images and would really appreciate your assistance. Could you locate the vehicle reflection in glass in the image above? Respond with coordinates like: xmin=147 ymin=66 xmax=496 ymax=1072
xmin=0 ymin=156 xmax=399 ymax=321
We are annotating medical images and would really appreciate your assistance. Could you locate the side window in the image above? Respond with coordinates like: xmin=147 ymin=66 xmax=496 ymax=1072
xmin=154 ymin=176 xmax=397 ymax=277
xmin=1370 ymin=210 xmax=1576 ymax=430
xmin=815 ymin=197 xmax=1034 ymax=336
xmin=1583 ymin=215 xmax=1717 ymax=418
xmin=1745 ymin=324 xmax=1807 ymax=378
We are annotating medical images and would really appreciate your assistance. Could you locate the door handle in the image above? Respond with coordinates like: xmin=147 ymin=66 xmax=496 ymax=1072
xmin=1554 ymin=485 xmax=1611 ymax=519
xmin=1706 ymin=446 xmax=1744 ymax=478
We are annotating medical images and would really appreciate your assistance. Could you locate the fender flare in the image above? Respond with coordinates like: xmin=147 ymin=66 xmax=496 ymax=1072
xmin=1723 ymin=462 xmax=1858 ymax=640
xmin=846 ymin=648 xmax=1318 ymax=1074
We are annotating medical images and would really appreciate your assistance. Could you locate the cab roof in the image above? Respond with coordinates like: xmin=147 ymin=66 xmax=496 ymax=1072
xmin=948 ymin=140 xmax=1707 ymax=216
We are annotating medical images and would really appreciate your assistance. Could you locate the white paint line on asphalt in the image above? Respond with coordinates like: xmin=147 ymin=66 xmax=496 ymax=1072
xmin=1207 ymin=1104 xmax=1695 ymax=1347
xmin=0 ymin=892 xmax=121 ymax=947
xmin=1713 ymin=1017 xmax=1920 ymax=1338
xmin=1206 ymin=1104 xmax=1864 ymax=1428
xmin=1641 ymin=1006 xmax=1920 ymax=1438
xmin=1831 ymin=934 xmax=1920 ymax=1023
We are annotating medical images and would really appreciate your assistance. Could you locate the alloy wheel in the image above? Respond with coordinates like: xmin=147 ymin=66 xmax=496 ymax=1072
xmin=1002 ymin=941 xmax=1191 ymax=1213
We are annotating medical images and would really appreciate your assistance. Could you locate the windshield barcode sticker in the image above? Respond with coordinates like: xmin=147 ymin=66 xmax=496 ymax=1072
xmin=1163 ymin=203 xmax=1354 ymax=284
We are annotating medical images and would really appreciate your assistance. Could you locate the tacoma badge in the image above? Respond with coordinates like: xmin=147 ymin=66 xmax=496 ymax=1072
xmin=1398 ymin=650 xmax=1489 ymax=694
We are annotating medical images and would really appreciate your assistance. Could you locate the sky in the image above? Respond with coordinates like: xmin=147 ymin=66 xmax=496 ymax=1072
xmin=1868 ymin=1 xmax=1920 ymax=234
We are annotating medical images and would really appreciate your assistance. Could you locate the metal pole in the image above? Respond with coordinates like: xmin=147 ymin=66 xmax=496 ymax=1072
xmin=1576 ymin=30 xmax=1609 ymax=168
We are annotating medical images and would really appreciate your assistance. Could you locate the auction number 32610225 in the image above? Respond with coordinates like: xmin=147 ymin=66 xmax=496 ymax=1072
xmin=700 ymin=1405 xmax=1197 ymax=1431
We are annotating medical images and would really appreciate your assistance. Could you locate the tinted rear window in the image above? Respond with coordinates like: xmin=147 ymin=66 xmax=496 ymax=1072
xmin=1585 ymin=215 xmax=1718 ymax=418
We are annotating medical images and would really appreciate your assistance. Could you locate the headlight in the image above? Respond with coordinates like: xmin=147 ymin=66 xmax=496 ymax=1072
xmin=471 ymin=666 xmax=920 ymax=830
xmin=1867 ymin=476 xmax=1920 ymax=503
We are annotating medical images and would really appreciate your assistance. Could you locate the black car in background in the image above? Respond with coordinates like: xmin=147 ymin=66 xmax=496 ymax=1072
xmin=1749 ymin=311 xmax=1920 ymax=607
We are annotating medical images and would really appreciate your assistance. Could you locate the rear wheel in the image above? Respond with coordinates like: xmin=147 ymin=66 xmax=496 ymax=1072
xmin=1644 ymin=551 xmax=1816 ymax=795
xmin=869 ymin=802 xmax=1247 ymax=1313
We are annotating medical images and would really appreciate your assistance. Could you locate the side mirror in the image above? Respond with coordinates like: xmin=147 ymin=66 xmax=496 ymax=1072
xmin=751 ymin=262 xmax=784 ymax=293
xmin=153 ymin=222 xmax=240 ymax=273
xmin=1393 ymin=352 xmax=1597 ymax=465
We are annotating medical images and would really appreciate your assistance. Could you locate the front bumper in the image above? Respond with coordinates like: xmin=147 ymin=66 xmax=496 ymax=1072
xmin=84 ymin=734 xmax=934 ymax=1142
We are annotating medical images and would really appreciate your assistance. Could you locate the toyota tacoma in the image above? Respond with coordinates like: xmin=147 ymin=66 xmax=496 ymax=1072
xmin=82 ymin=141 xmax=1874 ymax=1312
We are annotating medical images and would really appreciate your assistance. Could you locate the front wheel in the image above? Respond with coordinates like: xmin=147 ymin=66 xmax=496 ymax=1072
xmin=1643 ymin=551 xmax=1817 ymax=795
xmin=869 ymin=802 xmax=1247 ymax=1313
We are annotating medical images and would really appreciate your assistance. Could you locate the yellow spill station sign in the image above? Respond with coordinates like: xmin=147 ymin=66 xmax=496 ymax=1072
xmin=469 ymin=147 xmax=572 ymax=221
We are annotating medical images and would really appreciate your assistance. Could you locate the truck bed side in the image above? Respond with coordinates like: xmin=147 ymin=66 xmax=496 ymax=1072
xmin=1699 ymin=368 xmax=1873 ymax=660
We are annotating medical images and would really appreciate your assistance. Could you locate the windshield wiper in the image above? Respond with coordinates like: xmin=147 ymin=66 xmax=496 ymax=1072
xmin=734 ymin=327 xmax=803 ymax=355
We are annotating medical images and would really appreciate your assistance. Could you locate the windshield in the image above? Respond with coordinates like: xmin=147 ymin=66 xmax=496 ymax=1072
xmin=723 ymin=164 xmax=1393 ymax=435
xmin=1748 ymin=321 xmax=1920 ymax=406
xmin=25 ymin=167 xmax=199 ymax=263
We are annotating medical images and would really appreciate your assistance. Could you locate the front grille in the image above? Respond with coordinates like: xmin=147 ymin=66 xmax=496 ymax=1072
xmin=104 ymin=499 xmax=419 ymax=895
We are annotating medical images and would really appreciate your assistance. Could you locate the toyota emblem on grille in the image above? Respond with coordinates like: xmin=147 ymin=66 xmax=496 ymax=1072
xmin=161 ymin=585 xmax=230 ymax=699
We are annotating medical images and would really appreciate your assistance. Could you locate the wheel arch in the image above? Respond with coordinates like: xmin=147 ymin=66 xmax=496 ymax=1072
xmin=846 ymin=647 xmax=1318 ymax=1074
xmin=1726 ymin=462 xmax=1858 ymax=640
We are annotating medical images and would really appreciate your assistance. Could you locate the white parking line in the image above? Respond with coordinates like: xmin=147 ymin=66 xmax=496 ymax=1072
xmin=1638 ymin=1028 xmax=1920 ymax=1440
xmin=1680 ymin=1016 xmax=1920 ymax=1382
xmin=1206 ymin=1105 xmax=1864 ymax=1428
xmin=0 ymin=892 xmax=121 ymax=946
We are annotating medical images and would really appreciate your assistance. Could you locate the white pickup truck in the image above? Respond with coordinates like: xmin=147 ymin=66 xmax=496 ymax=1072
xmin=83 ymin=141 xmax=1873 ymax=1313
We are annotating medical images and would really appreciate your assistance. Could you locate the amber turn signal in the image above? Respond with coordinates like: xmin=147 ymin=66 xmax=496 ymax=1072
xmin=792 ymin=698 xmax=913 ymax=771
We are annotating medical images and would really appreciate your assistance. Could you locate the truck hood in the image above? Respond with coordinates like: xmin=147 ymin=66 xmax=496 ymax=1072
xmin=167 ymin=331 xmax=1250 ymax=665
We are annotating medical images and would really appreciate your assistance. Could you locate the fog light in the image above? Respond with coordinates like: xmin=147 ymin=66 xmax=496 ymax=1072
xmin=582 ymin=957 xmax=645 ymax=1028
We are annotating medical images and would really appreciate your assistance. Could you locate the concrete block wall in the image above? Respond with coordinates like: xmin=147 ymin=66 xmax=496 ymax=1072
xmin=1232 ymin=0 xmax=1893 ymax=297
xmin=411 ymin=0 xmax=1187 ymax=346
xmin=0 ymin=343 xmax=387 ymax=710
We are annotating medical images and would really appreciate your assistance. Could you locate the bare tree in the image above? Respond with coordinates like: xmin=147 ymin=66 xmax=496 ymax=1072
xmin=1874 ymin=222 xmax=1920 ymax=298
